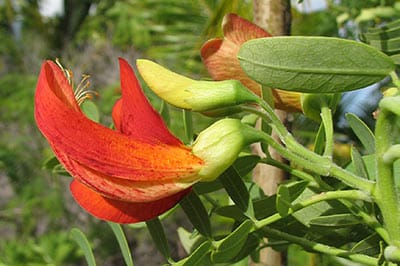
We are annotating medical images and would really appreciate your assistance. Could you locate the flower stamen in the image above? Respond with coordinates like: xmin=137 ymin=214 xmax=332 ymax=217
xmin=55 ymin=58 xmax=98 ymax=105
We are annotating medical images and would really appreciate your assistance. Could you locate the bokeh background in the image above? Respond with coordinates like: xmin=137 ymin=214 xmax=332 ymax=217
xmin=1 ymin=0 xmax=399 ymax=265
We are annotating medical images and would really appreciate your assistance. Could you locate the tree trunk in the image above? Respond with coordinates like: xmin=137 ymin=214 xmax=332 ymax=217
xmin=251 ymin=1 xmax=291 ymax=265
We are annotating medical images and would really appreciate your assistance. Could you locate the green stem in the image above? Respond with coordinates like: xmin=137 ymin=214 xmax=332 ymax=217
xmin=260 ymin=227 xmax=378 ymax=266
xmin=182 ymin=110 xmax=193 ymax=143
xmin=390 ymin=71 xmax=400 ymax=89
xmin=259 ymin=132 xmax=375 ymax=193
xmin=320 ymin=106 xmax=333 ymax=158
xmin=259 ymin=157 xmax=316 ymax=183
xmin=254 ymin=190 xmax=372 ymax=228
xmin=340 ymin=200 xmax=390 ymax=243
xmin=374 ymin=110 xmax=400 ymax=247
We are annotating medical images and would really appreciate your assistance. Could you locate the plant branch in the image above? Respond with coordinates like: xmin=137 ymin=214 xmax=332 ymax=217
xmin=260 ymin=227 xmax=379 ymax=266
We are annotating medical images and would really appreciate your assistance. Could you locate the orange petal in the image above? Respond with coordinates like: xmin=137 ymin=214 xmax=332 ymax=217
xmin=222 ymin=13 xmax=271 ymax=44
xmin=201 ymin=38 xmax=262 ymax=96
xmin=70 ymin=180 xmax=191 ymax=224
xmin=54 ymin=148 xmax=195 ymax=202
xmin=35 ymin=61 xmax=203 ymax=182
xmin=201 ymin=14 xmax=302 ymax=112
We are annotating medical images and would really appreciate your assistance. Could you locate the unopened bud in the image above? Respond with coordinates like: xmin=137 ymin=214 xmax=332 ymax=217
xmin=301 ymin=93 xmax=341 ymax=121
xmin=137 ymin=59 xmax=259 ymax=111
xmin=192 ymin=118 xmax=263 ymax=181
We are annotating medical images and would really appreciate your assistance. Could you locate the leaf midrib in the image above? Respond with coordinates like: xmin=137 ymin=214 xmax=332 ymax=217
xmin=238 ymin=57 xmax=390 ymax=76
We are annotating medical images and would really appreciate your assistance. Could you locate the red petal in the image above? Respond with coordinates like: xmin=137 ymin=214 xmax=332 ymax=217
xmin=70 ymin=180 xmax=191 ymax=224
xmin=117 ymin=58 xmax=181 ymax=145
xmin=54 ymin=147 xmax=195 ymax=202
xmin=111 ymin=98 xmax=122 ymax=131
xmin=35 ymin=61 xmax=203 ymax=181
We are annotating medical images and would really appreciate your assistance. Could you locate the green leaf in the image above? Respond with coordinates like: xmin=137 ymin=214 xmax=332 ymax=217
xmin=346 ymin=154 xmax=376 ymax=180
xmin=233 ymin=155 xmax=260 ymax=178
xmin=180 ymin=192 xmax=212 ymax=237
xmin=42 ymin=156 xmax=60 ymax=170
xmin=108 ymin=222 xmax=134 ymax=266
xmin=193 ymin=178 xmax=223 ymax=194
xmin=158 ymin=100 xmax=170 ymax=125
xmin=276 ymin=185 xmax=291 ymax=217
xmin=309 ymin=213 xmax=360 ymax=228
xmin=219 ymin=166 xmax=250 ymax=212
xmin=238 ymin=36 xmax=395 ymax=93
xmin=230 ymin=233 xmax=260 ymax=263
xmin=81 ymin=101 xmax=100 ymax=122
xmin=182 ymin=109 xmax=193 ymax=143
xmin=214 ymin=205 xmax=248 ymax=221
xmin=177 ymin=227 xmax=207 ymax=254
xmin=146 ymin=218 xmax=170 ymax=260
xmin=291 ymin=188 xmax=333 ymax=226
xmin=390 ymin=54 xmax=400 ymax=65
xmin=70 ymin=228 xmax=96 ymax=266
xmin=173 ymin=241 xmax=212 ymax=266
xmin=350 ymin=146 xmax=370 ymax=179
xmin=253 ymin=195 xmax=277 ymax=220
xmin=313 ymin=123 xmax=326 ymax=155
xmin=351 ymin=233 xmax=381 ymax=256
xmin=211 ymin=220 xmax=254 ymax=263
xmin=346 ymin=113 xmax=375 ymax=154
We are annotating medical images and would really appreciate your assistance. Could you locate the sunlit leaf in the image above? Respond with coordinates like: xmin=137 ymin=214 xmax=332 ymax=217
xmin=70 ymin=228 xmax=96 ymax=266
xmin=108 ymin=222 xmax=134 ymax=266
xmin=238 ymin=36 xmax=394 ymax=93
xmin=346 ymin=113 xmax=375 ymax=154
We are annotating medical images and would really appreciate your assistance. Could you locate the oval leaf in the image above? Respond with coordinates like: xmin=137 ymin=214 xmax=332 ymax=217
xmin=146 ymin=218 xmax=170 ymax=260
xmin=220 ymin=166 xmax=250 ymax=212
xmin=346 ymin=113 xmax=375 ymax=154
xmin=309 ymin=213 xmax=360 ymax=228
xmin=238 ymin=36 xmax=395 ymax=93
xmin=173 ymin=241 xmax=212 ymax=266
xmin=180 ymin=191 xmax=212 ymax=237
xmin=211 ymin=220 xmax=254 ymax=263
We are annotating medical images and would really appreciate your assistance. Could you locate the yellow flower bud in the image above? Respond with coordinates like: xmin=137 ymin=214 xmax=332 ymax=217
xmin=136 ymin=59 xmax=259 ymax=111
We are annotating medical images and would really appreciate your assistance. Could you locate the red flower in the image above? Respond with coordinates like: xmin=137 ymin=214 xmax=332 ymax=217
xmin=201 ymin=13 xmax=302 ymax=112
xmin=34 ymin=58 xmax=204 ymax=224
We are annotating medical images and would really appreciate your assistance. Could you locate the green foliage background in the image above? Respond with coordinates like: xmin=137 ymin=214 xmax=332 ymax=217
xmin=1 ymin=0 xmax=400 ymax=265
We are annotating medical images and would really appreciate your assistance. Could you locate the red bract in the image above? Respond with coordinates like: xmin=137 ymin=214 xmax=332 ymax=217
xmin=201 ymin=13 xmax=302 ymax=112
xmin=34 ymin=58 xmax=204 ymax=224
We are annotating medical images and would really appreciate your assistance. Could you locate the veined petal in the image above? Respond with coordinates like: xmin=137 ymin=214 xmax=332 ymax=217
xmin=116 ymin=58 xmax=182 ymax=145
xmin=70 ymin=180 xmax=191 ymax=224
xmin=35 ymin=61 xmax=203 ymax=181
xmin=222 ymin=13 xmax=271 ymax=44
xmin=54 ymin=147 xmax=197 ymax=202
xmin=201 ymin=38 xmax=262 ymax=95
xmin=201 ymin=13 xmax=302 ymax=112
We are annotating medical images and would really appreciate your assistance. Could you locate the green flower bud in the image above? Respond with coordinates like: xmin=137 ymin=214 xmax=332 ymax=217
xmin=136 ymin=59 xmax=259 ymax=112
xmin=301 ymin=93 xmax=341 ymax=121
xmin=192 ymin=118 xmax=263 ymax=181
xmin=380 ymin=95 xmax=400 ymax=116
